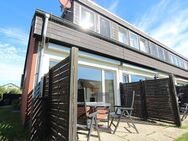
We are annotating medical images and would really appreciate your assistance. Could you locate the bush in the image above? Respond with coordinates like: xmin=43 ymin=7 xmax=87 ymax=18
xmin=11 ymin=99 xmax=20 ymax=110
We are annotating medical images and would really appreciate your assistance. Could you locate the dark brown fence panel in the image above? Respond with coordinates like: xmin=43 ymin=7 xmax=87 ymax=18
xmin=144 ymin=79 xmax=175 ymax=122
xmin=47 ymin=47 xmax=78 ymax=141
xmin=120 ymin=75 xmax=181 ymax=126
xmin=120 ymin=82 xmax=143 ymax=118
xmin=29 ymin=97 xmax=48 ymax=141
xmin=24 ymin=91 xmax=33 ymax=130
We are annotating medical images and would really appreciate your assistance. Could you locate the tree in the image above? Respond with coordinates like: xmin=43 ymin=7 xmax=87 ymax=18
xmin=0 ymin=86 xmax=6 ymax=100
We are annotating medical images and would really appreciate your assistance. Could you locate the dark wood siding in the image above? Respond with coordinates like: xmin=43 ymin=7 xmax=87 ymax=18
xmin=34 ymin=16 xmax=43 ymax=35
xmin=34 ymin=14 xmax=188 ymax=79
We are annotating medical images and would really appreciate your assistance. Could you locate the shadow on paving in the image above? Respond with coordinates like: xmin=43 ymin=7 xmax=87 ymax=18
xmin=0 ymin=106 xmax=27 ymax=141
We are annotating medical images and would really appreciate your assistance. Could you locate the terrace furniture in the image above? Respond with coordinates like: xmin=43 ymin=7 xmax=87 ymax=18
xmin=181 ymin=103 xmax=188 ymax=121
xmin=77 ymin=103 xmax=101 ymax=141
xmin=109 ymin=91 xmax=139 ymax=134
xmin=85 ymin=102 xmax=111 ymax=130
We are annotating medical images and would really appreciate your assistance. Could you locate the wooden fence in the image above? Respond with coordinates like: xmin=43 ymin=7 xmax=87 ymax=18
xmin=27 ymin=47 xmax=78 ymax=141
xmin=120 ymin=75 xmax=181 ymax=126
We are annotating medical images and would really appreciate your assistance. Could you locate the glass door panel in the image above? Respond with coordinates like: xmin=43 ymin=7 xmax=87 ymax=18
xmin=78 ymin=65 xmax=102 ymax=102
xmin=104 ymin=71 xmax=115 ymax=107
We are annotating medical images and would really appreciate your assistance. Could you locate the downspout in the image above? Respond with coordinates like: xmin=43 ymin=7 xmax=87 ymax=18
xmin=35 ymin=13 xmax=50 ymax=85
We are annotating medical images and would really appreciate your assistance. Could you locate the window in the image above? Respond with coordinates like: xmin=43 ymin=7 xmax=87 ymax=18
xmin=100 ymin=17 xmax=111 ymax=38
xmin=78 ymin=66 xmax=102 ymax=102
xmin=118 ymin=28 xmax=128 ymax=45
xmin=184 ymin=61 xmax=188 ymax=70
xmin=122 ymin=74 xmax=129 ymax=83
xmin=105 ymin=71 xmax=115 ymax=107
xmin=131 ymin=75 xmax=146 ymax=82
xmin=149 ymin=42 xmax=158 ymax=58
xmin=139 ymin=37 xmax=149 ymax=53
xmin=164 ymin=50 xmax=170 ymax=63
xmin=80 ymin=7 xmax=95 ymax=30
xmin=129 ymin=32 xmax=139 ymax=49
xmin=49 ymin=60 xmax=59 ymax=69
xmin=157 ymin=46 xmax=164 ymax=60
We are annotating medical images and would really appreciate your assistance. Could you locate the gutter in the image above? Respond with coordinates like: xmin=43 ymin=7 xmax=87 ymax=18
xmin=35 ymin=13 xmax=50 ymax=85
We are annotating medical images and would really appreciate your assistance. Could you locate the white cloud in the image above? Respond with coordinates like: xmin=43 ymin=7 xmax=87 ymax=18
xmin=107 ymin=0 xmax=119 ymax=13
xmin=134 ymin=0 xmax=188 ymax=58
xmin=0 ymin=27 xmax=27 ymax=86
xmin=0 ymin=27 xmax=28 ymax=46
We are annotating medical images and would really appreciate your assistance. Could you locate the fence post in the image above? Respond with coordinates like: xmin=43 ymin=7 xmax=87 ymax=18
xmin=140 ymin=81 xmax=148 ymax=120
xmin=169 ymin=74 xmax=181 ymax=127
xmin=69 ymin=47 xmax=78 ymax=141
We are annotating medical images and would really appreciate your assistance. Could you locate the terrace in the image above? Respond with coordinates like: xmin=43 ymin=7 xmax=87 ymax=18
xmin=23 ymin=48 xmax=188 ymax=141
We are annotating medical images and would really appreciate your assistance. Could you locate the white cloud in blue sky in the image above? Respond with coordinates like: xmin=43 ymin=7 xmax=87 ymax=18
xmin=134 ymin=0 xmax=188 ymax=57
xmin=107 ymin=0 xmax=119 ymax=13
xmin=0 ymin=0 xmax=188 ymax=86
xmin=0 ymin=27 xmax=28 ymax=86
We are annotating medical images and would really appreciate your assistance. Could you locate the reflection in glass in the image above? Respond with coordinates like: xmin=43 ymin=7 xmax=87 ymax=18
xmin=149 ymin=42 xmax=158 ymax=58
xmin=131 ymin=75 xmax=146 ymax=82
xmin=100 ymin=17 xmax=110 ymax=38
xmin=78 ymin=66 xmax=102 ymax=102
xmin=139 ymin=37 xmax=149 ymax=53
xmin=105 ymin=71 xmax=115 ymax=110
xmin=122 ymin=74 xmax=129 ymax=83
xmin=80 ymin=8 xmax=94 ymax=30
xmin=157 ymin=46 xmax=164 ymax=60
xmin=118 ymin=29 xmax=128 ymax=45
xmin=129 ymin=32 xmax=139 ymax=49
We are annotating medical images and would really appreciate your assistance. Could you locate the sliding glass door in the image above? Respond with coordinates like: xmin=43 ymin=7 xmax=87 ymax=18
xmin=77 ymin=65 xmax=116 ymax=106
xmin=104 ymin=71 xmax=115 ymax=107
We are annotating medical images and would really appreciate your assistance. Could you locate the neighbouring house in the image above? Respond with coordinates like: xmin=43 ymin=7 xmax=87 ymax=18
xmin=21 ymin=0 xmax=188 ymax=124
xmin=2 ymin=83 xmax=20 ymax=90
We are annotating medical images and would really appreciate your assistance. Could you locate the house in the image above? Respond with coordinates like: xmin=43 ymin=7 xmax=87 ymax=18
xmin=21 ymin=0 xmax=188 ymax=123
xmin=2 ymin=83 xmax=20 ymax=90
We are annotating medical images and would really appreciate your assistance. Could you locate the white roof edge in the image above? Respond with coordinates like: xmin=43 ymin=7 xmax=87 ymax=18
xmin=77 ymin=0 xmax=188 ymax=61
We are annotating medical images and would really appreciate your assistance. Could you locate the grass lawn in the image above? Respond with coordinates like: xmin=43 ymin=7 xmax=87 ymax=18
xmin=176 ymin=132 xmax=188 ymax=141
xmin=0 ymin=106 xmax=27 ymax=141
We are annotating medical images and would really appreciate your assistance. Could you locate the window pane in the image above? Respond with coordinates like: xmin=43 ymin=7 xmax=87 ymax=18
xmin=184 ymin=61 xmax=188 ymax=70
xmin=100 ymin=17 xmax=110 ymax=38
xmin=105 ymin=71 xmax=115 ymax=107
xmin=131 ymin=75 xmax=146 ymax=82
xmin=118 ymin=29 xmax=128 ymax=45
xmin=122 ymin=74 xmax=129 ymax=83
xmin=129 ymin=32 xmax=139 ymax=49
xmin=139 ymin=37 xmax=149 ymax=53
xmin=49 ymin=61 xmax=59 ymax=69
xmin=164 ymin=50 xmax=170 ymax=63
xmin=149 ymin=42 xmax=158 ymax=58
xmin=80 ymin=8 xmax=95 ymax=30
xmin=78 ymin=66 xmax=102 ymax=102
xmin=157 ymin=46 xmax=164 ymax=60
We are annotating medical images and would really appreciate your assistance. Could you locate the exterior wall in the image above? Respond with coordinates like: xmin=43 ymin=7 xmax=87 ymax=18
xmin=39 ymin=43 xmax=173 ymax=106
xmin=21 ymin=27 xmax=38 ymax=124
xmin=36 ymin=18 xmax=188 ymax=79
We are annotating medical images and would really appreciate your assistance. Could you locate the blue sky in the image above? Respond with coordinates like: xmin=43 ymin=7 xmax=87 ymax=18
xmin=0 ymin=0 xmax=188 ymax=86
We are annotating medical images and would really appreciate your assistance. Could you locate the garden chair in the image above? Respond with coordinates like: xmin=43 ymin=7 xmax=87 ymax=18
xmin=109 ymin=91 xmax=139 ymax=134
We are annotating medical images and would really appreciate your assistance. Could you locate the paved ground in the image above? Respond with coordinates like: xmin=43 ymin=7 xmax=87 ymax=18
xmin=78 ymin=118 xmax=188 ymax=141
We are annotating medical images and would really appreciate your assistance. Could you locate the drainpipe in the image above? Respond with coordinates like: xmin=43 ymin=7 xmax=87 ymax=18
xmin=36 ymin=13 xmax=50 ymax=85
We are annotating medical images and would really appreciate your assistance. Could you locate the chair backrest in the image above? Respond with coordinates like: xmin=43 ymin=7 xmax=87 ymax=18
xmin=121 ymin=90 xmax=135 ymax=108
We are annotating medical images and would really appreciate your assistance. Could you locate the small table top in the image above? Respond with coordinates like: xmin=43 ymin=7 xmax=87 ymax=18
xmin=77 ymin=102 xmax=111 ymax=107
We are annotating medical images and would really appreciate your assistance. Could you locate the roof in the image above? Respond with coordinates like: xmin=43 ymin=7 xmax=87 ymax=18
xmin=1 ymin=83 xmax=20 ymax=89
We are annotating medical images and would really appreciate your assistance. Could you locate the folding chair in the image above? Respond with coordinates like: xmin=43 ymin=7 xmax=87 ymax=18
xmin=110 ymin=91 xmax=139 ymax=134
xmin=181 ymin=103 xmax=188 ymax=121
xmin=77 ymin=89 xmax=101 ymax=141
